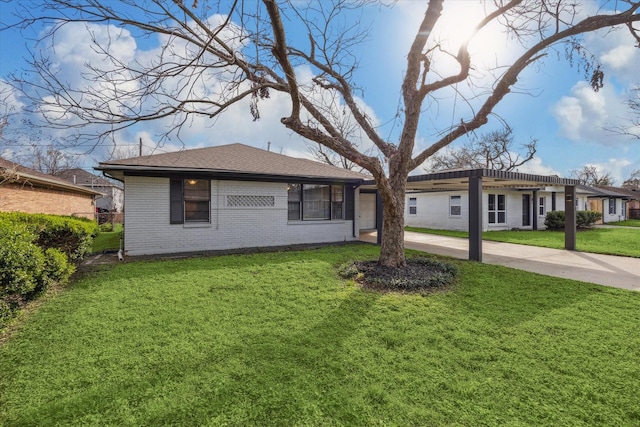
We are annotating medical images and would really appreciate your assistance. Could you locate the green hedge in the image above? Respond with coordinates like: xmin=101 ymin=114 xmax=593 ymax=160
xmin=544 ymin=210 xmax=603 ymax=231
xmin=0 ymin=213 xmax=90 ymax=328
xmin=0 ymin=212 xmax=98 ymax=261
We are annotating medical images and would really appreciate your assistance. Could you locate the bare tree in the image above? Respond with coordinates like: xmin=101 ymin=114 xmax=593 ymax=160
xmin=426 ymin=127 xmax=537 ymax=172
xmin=4 ymin=1 xmax=640 ymax=267
xmin=570 ymin=165 xmax=614 ymax=186
xmin=24 ymin=144 xmax=79 ymax=175
xmin=622 ymin=169 xmax=640 ymax=189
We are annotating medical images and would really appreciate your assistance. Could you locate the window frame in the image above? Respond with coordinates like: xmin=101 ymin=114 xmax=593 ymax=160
xmin=287 ymin=183 xmax=345 ymax=221
xmin=408 ymin=197 xmax=417 ymax=215
xmin=170 ymin=178 xmax=211 ymax=224
xmin=488 ymin=193 xmax=506 ymax=224
xmin=538 ymin=196 xmax=545 ymax=216
xmin=449 ymin=195 xmax=462 ymax=217
xmin=609 ymin=197 xmax=616 ymax=214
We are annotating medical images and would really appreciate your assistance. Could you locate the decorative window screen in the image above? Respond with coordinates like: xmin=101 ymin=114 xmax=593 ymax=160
xmin=227 ymin=195 xmax=275 ymax=207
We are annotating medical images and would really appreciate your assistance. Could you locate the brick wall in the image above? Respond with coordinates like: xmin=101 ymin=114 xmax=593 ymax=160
xmin=123 ymin=176 xmax=359 ymax=256
xmin=0 ymin=183 xmax=96 ymax=219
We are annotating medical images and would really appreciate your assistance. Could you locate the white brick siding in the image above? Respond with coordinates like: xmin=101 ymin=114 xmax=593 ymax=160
xmin=404 ymin=187 xmax=589 ymax=232
xmin=123 ymin=177 xmax=358 ymax=256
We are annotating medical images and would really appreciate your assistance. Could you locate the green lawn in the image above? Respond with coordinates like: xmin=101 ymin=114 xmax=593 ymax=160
xmin=91 ymin=224 xmax=123 ymax=253
xmin=406 ymin=226 xmax=640 ymax=257
xmin=1 ymin=245 xmax=639 ymax=426
xmin=607 ymin=219 xmax=640 ymax=227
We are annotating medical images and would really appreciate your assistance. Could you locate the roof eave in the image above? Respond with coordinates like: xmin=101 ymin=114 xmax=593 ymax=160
xmin=95 ymin=165 xmax=366 ymax=184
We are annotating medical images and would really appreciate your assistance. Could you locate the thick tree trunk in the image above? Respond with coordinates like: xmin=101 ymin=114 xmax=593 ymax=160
xmin=377 ymin=178 xmax=408 ymax=268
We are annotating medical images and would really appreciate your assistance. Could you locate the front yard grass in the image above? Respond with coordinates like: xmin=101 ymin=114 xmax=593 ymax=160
xmin=406 ymin=226 xmax=640 ymax=257
xmin=607 ymin=219 xmax=640 ymax=227
xmin=1 ymin=244 xmax=639 ymax=426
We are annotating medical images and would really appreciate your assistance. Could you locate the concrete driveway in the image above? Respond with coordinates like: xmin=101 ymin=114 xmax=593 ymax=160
xmin=359 ymin=231 xmax=640 ymax=291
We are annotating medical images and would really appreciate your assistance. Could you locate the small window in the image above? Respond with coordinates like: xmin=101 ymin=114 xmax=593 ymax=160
xmin=609 ymin=197 xmax=616 ymax=214
xmin=488 ymin=194 xmax=506 ymax=224
xmin=408 ymin=197 xmax=417 ymax=215
xmin=450 ymin=195 xmax=461 ymax=217
xmin=538 ymin=196 xmax=545 ymax=216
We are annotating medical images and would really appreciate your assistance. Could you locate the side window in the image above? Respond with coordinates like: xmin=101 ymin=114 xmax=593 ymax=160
xmin=538 ymin=196 xmax=545 ymax=216
xmin=450 ymin=195 xmax=461 ymax=217
xmin=408 ymin=197 xmax=417 ymax=215
xmin=170 ymin=178 xmax=211 ymax=224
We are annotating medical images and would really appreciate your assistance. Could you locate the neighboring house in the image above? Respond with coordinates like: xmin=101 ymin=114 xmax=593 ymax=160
xmin=55 ymin=168 xmax=124 ymax=212
xmin=583 ymin=185 xmax=626 ymax=224
xmin=405 ymin=184 xmax=593 ymax=232
xmin=96 ymin=143 xmax=370 ymax=256
xmin=0 ymin=157 xmax=102 ymax=219
xmin=589 ymin=185 xmax=638 ymax=222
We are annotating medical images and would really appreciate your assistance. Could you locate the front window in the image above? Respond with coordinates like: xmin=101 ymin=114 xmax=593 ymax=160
xmin=539 ymin=196 xmax=545 ymax=216
xmin=287 ymin=184 xmax=344 ymax=221
xmin=609 ymin=197 xmax=616 ymax=214
xmin=450 ymin=195 xmax=461 ymax=217
xmin=488 ymin=194 xmax=506 ymax=224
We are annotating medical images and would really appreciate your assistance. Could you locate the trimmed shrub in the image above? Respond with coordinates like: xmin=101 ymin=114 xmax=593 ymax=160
xmin=0 ymin=223 xmax=44 ymax=296
xmin=544 ymin=210 xmax=603 ymax=231
xmin=0 ymin=212 xmax=98 ymax=261
xmin=544 ymin=211 xmax=565 ymax=231
xmin=577 ymin=210 xmax=602 ymax=229
xmin=0 ymin=217 xmax=78 ymax=329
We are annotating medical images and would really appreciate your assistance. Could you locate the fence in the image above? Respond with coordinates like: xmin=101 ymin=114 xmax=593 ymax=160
xmin=630 ymin=208 xmax=640 ymax=220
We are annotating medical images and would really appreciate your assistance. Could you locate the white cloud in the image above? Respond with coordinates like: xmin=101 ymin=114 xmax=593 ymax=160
xmin=551 ymin=81 xmax=633 ymax=145
xmin=515 ymin=157 xmax=562 ymax=177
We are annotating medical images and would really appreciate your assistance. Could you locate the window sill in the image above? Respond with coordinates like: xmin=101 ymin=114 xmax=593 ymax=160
xmin=287 ymin=220 xmax=347 ymax=225
xmin=183 ymin=222 xmax=212 ymax=228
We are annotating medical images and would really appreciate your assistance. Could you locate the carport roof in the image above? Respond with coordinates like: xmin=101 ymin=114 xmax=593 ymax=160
xmin=362 ymin=168 xmax=579 ymax=191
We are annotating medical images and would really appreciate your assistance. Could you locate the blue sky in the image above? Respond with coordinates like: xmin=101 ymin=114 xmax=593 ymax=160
xmin=1 ymin=0 xmax=639 ymax=184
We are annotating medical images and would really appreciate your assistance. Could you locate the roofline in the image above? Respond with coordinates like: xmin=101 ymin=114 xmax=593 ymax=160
xmin=3 ymin=169 xmax=104 ymax=196
xmin=95 ymin=165 xmax=366 ymax=184
xmin=363 ymin=169 xmax=580 ymax=186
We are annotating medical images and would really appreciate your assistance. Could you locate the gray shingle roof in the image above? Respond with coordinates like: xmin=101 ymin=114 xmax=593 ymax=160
xmin=97 ymin=143 xmax=370 ymax=181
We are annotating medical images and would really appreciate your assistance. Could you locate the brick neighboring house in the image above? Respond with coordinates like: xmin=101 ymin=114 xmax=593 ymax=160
xmin=0 ymin=157 xmax=102 ymax=219
xmin=55 ymin=168 xmax=123 ymax=212
xmin=96 ymin=143 xmax=371 ymax=256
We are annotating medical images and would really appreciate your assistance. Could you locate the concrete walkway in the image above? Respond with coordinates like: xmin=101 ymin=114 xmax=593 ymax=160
xmin=359 ymin=231 xmax=640 ymax=291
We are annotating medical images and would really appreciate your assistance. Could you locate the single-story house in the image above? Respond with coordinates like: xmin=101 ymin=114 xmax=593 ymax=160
xmin=405 ymin=184 xmax=592 ymax=232
xmin=95 ymin=143 xmax=370 ymax=256
xmin=55 ymin=168 xmax=124 ymax=212
xmin=361 ymin=169 xmax=581 ymax=261
xmin=0 ymin=157 xmax=103 ymax=219
xmin=586 ymin=185 xmax=637 ymax=222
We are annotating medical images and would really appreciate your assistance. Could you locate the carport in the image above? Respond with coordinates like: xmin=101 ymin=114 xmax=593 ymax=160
xmin=362 ymin=169 xmax=580 ymax=262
